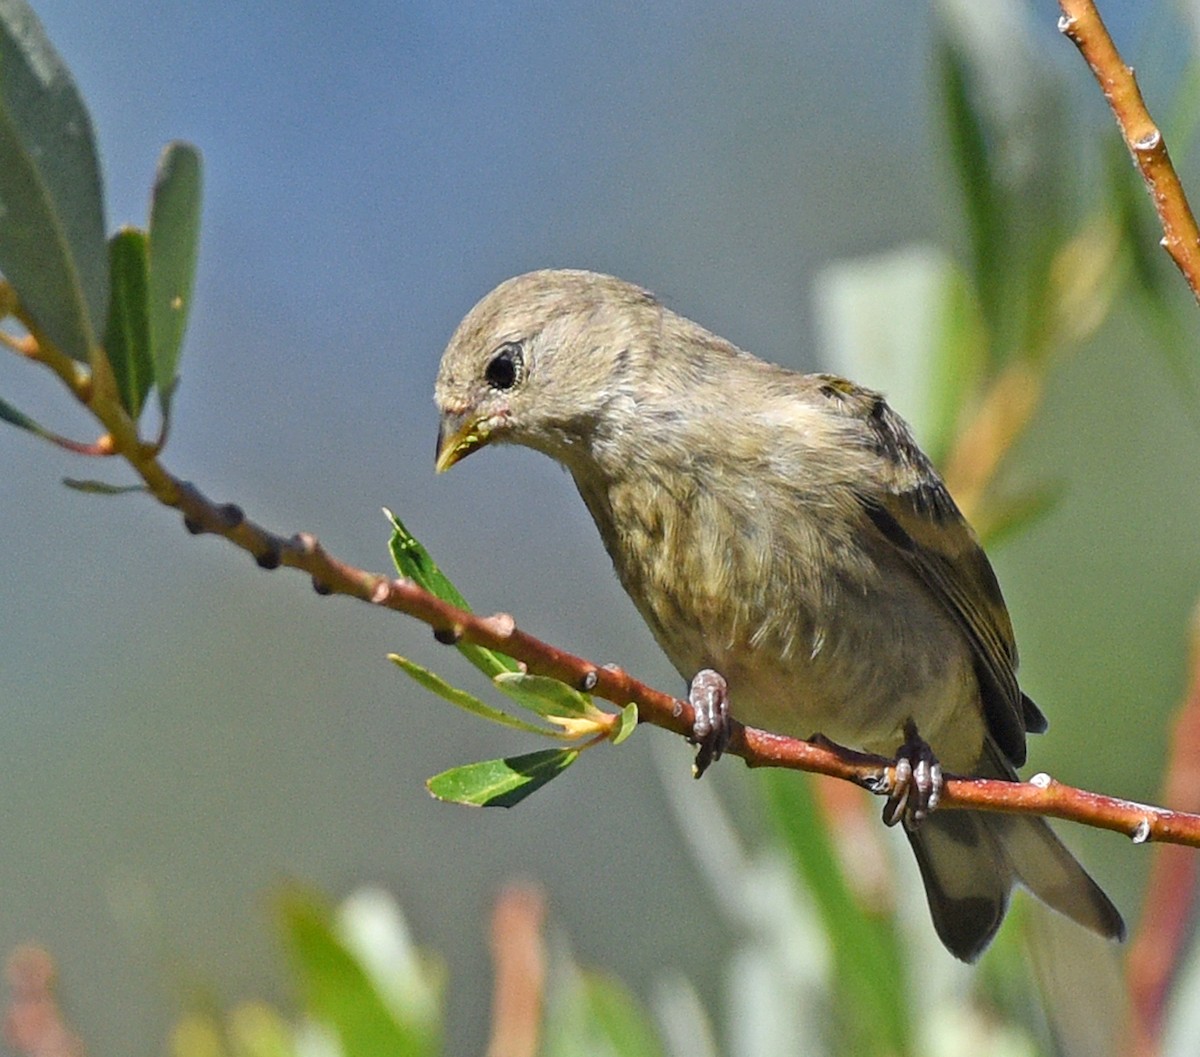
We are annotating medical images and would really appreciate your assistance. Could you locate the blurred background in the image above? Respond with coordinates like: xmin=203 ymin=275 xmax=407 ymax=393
xmin=1 ymin=0 xmax=1196 ymax=1053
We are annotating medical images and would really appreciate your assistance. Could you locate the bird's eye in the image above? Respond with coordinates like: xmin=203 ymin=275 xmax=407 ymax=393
xmin=485 ymin=342 xmax=524 ymax=391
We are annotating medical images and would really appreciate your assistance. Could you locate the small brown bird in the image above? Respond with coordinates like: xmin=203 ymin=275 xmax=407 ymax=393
xmin=433 ymin=268 xmax=1124 ymax=960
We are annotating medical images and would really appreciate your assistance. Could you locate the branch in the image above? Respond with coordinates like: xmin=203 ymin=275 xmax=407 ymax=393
xmin=485 ymin=884 xmax=546 ymax=1057
xmin=110 ymin=451 xmax=1199 ymax=847
xmin=1126 ymin=603 xmax=1200 ymax=1056
xmin=1058 ymin=0 xmax=1200 ymax=303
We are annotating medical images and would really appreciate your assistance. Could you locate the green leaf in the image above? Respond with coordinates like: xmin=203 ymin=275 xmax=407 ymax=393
xmin=934 ymin=0 xmax=1067 ymax=365
xmin=226 ymin=1004 xmax=293 ymax=1057
xmin=0 ymin=393 xmax=51 ymax=437
xmin=62 ymin=477 xmax=145 ymax=495
xmin=975 ymin=480 xmax=1064 ymax=549
xmin=762 ymin=771 xmax=911 ymax=1056
xmin=104 ymin=227 xmax=153 ymax=417
xmin=610 ymin=702 xmax=638 ymax=745
xmin=0 ymin=0 xmax=107 ymax=363
xmin=815 ymin=246 xmax=984 ymax=463
xmin=493 ymin=670 xmax=597 ymax=719
xmin=278 ymin=890 xmax=440 ymax=1057
xmin=388 ymin=653 xmax=552 ymax=736
xmin=385 ymin=508 xmax=520 ymax=678
xmin=426 ymin=748 xmax=578 ymax=807
xmin=386 ymin=507 xmax=471 ymax=609
xmin=544 ymin=969 xmax=666 ymax=1057
xmin=148 ymin=141 xmax=202 ymax=420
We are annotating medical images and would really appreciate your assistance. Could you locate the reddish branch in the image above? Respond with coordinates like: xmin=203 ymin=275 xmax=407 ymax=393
xmin=1126 ymin=609 xmax=1200 ymax=1057
xmin=485 ymin=885 xmax=547 ymax=1057
xmin=1058 ymin=0 xmax=1200 ymax=303
xmin=3 ymin=948 xmax=84 ymax=1057
xmin=147 ymin=469 xmax=1200 ymax=847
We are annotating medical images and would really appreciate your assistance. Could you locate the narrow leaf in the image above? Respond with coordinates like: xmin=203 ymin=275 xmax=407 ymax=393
xmin=426 ymin=748 xmax=578 ymax=808
xmin=278 ymin=890 xmax=440 ymax=1057
xmin=762 ymin=771 xmax=911 ymax=1055
xmin=544 ymin=969 xmax=667 ymax=1057
xmin=0 ymin=0 xmax=107 ymax=363
xmin=815 ymin=246 xmax=983 ymax=461
xmin=148 ymin=141 xmax=201 ymax=420
xmin=388 ymin=653 xmax=552 ymax=736
xmin=610 ymin=702 xmax=638 ymax=745
xmin=385 ymin=509 xmax=520 ymax=677
xmin=493 ymin=670 xmax=597 ymax=719
xmin=62 ymin=477 xmax=144 ymax=495
xmin=104 ymin=227 xmax=152 ymax=417
xmin=0 ymin=393 xmax=49 ymax=436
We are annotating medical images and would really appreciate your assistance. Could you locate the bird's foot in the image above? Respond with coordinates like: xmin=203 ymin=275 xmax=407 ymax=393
xmin=688 ymin=668 xmax=730 ymax=778
xmin=882 ymin=725 xmax=942 ymax=830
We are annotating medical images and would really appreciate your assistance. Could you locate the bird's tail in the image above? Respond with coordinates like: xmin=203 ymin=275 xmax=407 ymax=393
xmin=905 ymin=741 xmax=1125 ymax=961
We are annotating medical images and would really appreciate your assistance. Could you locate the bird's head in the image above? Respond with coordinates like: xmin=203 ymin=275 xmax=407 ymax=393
xmin=433 ymin=269 xmax=660 ymax=472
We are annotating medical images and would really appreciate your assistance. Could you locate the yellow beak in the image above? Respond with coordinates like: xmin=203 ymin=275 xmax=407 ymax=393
xmin=435 ymin=412 xmax=490 ymax=473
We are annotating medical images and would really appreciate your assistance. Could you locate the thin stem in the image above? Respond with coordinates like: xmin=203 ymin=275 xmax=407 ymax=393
xmin=1058 ymin=0 xmax=1200 ymax=303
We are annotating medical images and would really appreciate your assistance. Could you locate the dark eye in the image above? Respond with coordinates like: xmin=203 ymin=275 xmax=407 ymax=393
xmin=485 ymin=342 xmax=524 ymax=391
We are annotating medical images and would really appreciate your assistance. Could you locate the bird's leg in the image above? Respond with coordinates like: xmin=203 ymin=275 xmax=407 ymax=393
xmin=688 ymin=668 xmax=731 ymax=778
xmin=882 ymin=722 xmax=943 ymax=830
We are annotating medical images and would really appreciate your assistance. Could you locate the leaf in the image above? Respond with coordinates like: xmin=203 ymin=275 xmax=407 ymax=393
xmin=385 ymin=508 xmax=520 ymax=678
xmin=388 ymin=653 xmax=552 ymax=736
xmin=104 ymin=227 xmax=152 ymax=417
xmin=148 ymin=141 xmax=201 ymax=420
xmin=62 ymin=477 xmax=145 ymax=495
xmin=170 ymin=1013 xmax=228 ymax=1057
xmin=543 ymin=968 xmax=667 ymax=1057
xmin=426 ymin=748 xmax=579 ymax=808
xmin=492 ymin=670 xmax=597 ymax=719
xmin=761 ymin=770 xmax=911 ymax=1056
xmin=610 ymin=702 xmax=638 ymax=745
xmin=0 ymin=393 xmax=51 ymax=436
xmin=0 ymin=0 xmax=107 ymax=363
xmin=815 ymin=245 xmax=984 ymax=462
xmin=278 ymin=889 xmax=440 ymax=1057
xmin=934 ymin=0 xmax=1067 ymax=365
xmin=226 ymin=1004 xmax=293 ymax=1057
xmin=386 ymin=507 xmax=471 ymax=609
xmin=974 ymin=480 xmax=1064 ymax=549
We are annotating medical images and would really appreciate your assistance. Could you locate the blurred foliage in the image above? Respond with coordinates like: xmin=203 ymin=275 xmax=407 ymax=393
xmin=3 ymin=0 xmax=1200 ymax=1055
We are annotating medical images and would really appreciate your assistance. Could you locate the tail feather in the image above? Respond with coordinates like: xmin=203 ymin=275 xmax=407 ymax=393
xmin=906 ymin=740 xmax=1125 ymax=961
xmin=906 ymin=811 xmax=1011 ymax=961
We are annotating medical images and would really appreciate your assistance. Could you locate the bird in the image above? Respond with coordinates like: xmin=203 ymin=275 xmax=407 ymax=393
xmin=432 ymin=267 xmax=1124 ymax=961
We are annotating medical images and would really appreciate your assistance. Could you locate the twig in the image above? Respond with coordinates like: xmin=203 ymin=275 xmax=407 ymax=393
xmin=3 ymin=947 xmax=84 ymax=1057
xmin=116 ymin=459 xmax=1200 ymax=847
xmin=1126 ymin=603 xmax=1200 ymax=1057
xmin=485 ymin=884 xmax=546 ymax=1057
xmin=1058 ymin=0 xmax=1200 ymax=303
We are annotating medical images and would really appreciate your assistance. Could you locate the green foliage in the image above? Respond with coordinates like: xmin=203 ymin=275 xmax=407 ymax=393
xmin=0 ymin=0 xmax=107 ymax=365
xmin=426 ymin=748 xmax=581 ymax=808
xmin=0 ymin=1 xmax=202 ymax=451
xmin=171 ymin=888 xmax=674 ymax=1057
xmin=386 ymin=510 xmax=637 ymax=807
xmin=761 ymin=770 xmax=912 ymax=1056
xmin=105 ymin=227 xmax=153 ymax=417
xmin=148 ymin=141 xmax=202 ymax=419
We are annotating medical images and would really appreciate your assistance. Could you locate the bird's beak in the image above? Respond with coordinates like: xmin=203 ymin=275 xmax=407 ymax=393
xmin=435 ymin=411 xmax=491 ymax=473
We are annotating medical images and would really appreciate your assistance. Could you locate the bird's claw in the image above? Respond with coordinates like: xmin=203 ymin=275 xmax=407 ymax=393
xmin=688 ymin=668 xmax=730 ymax=777
xmin=882 ymin=727 xmax=942 ymax=830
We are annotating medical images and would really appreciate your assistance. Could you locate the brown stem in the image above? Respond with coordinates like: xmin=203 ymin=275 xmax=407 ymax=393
xmin=121 ymin=463 xmax=1200 ymax=848
xmin=485 ymin=885 xmax=546 ymax=1057
xmin=1058 ymin=0 xmax=1200 ymax=304
xmin=3 ymin=947 xmax=84 ymax=1057
xmin=1125 ymin=604 xmax=1200 ymax=1057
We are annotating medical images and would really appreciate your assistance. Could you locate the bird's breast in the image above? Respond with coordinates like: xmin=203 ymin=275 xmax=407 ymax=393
xmin=572 ymin=461 xmax=982 ymax=763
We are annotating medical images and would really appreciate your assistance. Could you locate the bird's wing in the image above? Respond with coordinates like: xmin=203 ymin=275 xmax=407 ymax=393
xmin=813 ymin=375 xmax=1044 ymax=766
